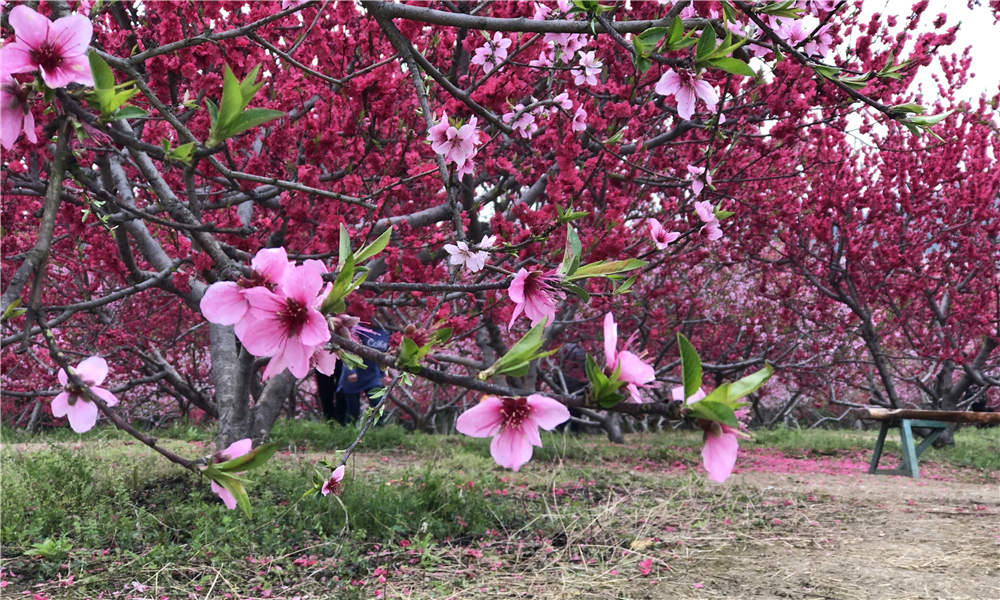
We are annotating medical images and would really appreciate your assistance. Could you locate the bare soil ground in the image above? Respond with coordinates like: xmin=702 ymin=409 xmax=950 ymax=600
xmin=382 ymin=468 xmax=999 ymax=600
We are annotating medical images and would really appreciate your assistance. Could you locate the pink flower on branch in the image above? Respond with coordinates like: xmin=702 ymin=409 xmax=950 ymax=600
xmin=471 ymin=32 xmax=512 ymax=74
xmin=687 ymin=164 xmax=712 ymax=197
xmin=572 ymin=50 xmax=602 ymax=86
xmin=603 ymin=313 xmax=655 ymax=403
xmin=51 ymin=356 xmax=118 ymax=433
xmin=647 ymin=219 xmax=680 ymax=250
xmin=200 ymin=247 xmax=290 ymax=326
xmin=508 ymin=268 xmax=563 ymax=328
xmin=321 ymin=465 xmax=345 ymax=496
xmin=239 ymin=260 xmax=331 ymax=380
xmin=0 ymin=68 xmax=36 ymax=150
xmin=211 ymin=438 xmax=252 ymax=510
xmin=694 ymin=200 xmax=723 ymax=241
xmin=571 ymin=105 xmax=588 ymax=132
xmin=672 ymin=385 xmax=740 ymax=482
xmin=444 ymin=240 xmax=490 ymax=273
xmin=4 ymin=5 xmax=94 ymax=89
xmin=654 ymin=68 xmax=718 ymax=120
xmin=427 ymin=113 xmax=480 ymax=174
xmin=456 ymin=395 xmax=570 ymax=471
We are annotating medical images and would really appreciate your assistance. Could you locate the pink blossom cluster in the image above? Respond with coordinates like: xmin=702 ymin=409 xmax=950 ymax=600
xmin=1 ymin=5 xmax=94 ymax=148
xmin=427 ymin=113 xmax=481 ymax=176
xmin=444 ymin=235 xmax=496 ymax=273
xmin=694 ymin=200 xmax=723 ymax=241
xmin=200 ymin=247 xmax=336 ymax=380
xmin=471 ymin=32 xmax=512 ymax=74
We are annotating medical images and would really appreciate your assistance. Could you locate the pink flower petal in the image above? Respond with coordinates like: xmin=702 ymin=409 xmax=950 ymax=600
xmin=654 ymin=69 xmax=680 ymax=96
xmin=603 ymin=313 xmax=618 ymax=372
xmin=51 ymin=392 xmax=70 ymax=417
xmin=298 ymin=309 xmax=330 ymax=347
xmin=617 ymin=350 xmax=655 ymax=386
xmin=91 ymin=386 xmax=119 ymax=407
xmin=526 ymin=394 xmax=570 ymax=430
xmin=281 ymin=339 xmax=312 ymax=379
xmin=9 ymin=5 xmax=51 ymax=49
xmin=251 ymin=247 xmax=289 ymax=283
xmin=48 ymin=13 xmax=93 ymax=58
xmin=675 ymin=87 xmax=696 ymax=120
xmin=1 ymin=43 xmax=39 ymax=75
xmin=57 ymin=366 xmax=69 ymax=388
xmin=702 ymin=428 xmax=739 ymax=482
xmin=220 ymin=438 xmax=253 ymax=460
xmin=75 ymin=355 xmax=108 ymax=385
xmin=240 ymin=312 xmax=287 ymax=357
xmin=66 ymin=399 xmax=99 ymax=433
xmin=490 ymin=427 xmax=534 ymax=471
xmin=455 ymin=396 xmax=505 ymax=437
xmin=211 ymin=480 xmax=238 ymax=510
xmin=200 ymin=282 xmax=249 ymax=325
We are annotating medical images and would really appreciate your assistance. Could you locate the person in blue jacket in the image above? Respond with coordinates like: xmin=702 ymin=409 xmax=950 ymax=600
xmin=335 ymin=328 xmax=390 ymax=424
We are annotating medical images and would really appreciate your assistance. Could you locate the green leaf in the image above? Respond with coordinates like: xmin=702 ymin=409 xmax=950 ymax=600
xmin=562 ymin=282 xmax=590 ymax=302
xmin=707 ymin=57 xmax=754 ymax=77
xmin=812 ymin=65 xmax=842 ymax=80
xmin=239 ymin=64 xmax=263 ymax=106
xmin=338 ymin=224 xmax=352 ymax=269
xmin=677 ymin=333 xmax=702 ymax=400
xmin=687 ymin=397 xmax=740 ymax=428
xmin=613 ymin=274 xmax=637 ymax=295
xmin=1 ymin=298 xmax=26 ymax=322
xmin=479 ymin=321 xmax=555 ymax=380
xmin=218 ymin=64 xmax=243 ymax=131
xmin=225 ymin=108 xmax=284 ymax=138
xmin=354 ymin=226 xmax=393 ymax=264
xmin=889 ymin=103 xmax=925 ymax=116
xmin=205 ymin=98 xmax=219 ymax=129
xmin=905 ymin=111 xmax=950 ymax=126
xmin=635 ymin=26 xmax=668 ymax=49
xmin=88 ymin=52 xmax=115 ymax=91
xmin=565 ymin=258 xmax=646 ymax=281
xmin=215 ymin=443 xmax=278 ymax=473
xmin=166 ymin=141 xmax=195 ymax=164
xmin=695 ymin=25 xmax=717 ymax=62
xmin=112 ymin=104 xmax=147 ymax=120
xmin=559 ymin=225 xmax=582 ymax=277
xmin=727 ymin=364 xmax=773 ymax=402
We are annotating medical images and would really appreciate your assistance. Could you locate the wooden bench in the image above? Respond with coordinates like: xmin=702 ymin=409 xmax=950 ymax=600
xmin=862 ymin=408 xmax=1000 ymax=478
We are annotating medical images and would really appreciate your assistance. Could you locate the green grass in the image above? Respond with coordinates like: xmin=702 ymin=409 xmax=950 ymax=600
xmin=2 ymin=421 xmax=996 ymax=597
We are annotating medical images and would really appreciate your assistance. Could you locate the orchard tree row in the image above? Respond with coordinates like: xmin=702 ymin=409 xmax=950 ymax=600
xmin=2 ymin=0 xmax=997 ymax=510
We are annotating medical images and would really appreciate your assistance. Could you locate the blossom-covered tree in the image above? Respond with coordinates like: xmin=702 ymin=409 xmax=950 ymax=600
xmin=2 ymin=0 xmax=997 ymax=512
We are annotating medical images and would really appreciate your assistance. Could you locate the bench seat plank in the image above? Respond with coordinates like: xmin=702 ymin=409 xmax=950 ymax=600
xmin=865 ymin=408 xmax=1000 ymax=425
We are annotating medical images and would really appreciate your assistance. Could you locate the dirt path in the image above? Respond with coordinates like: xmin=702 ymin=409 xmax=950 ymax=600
xmin=388 ymin=469 xmax=999 ymax=600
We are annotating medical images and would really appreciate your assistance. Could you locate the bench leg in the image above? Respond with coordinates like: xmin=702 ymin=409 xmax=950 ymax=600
xmin=914 ymin=427 xmax=945 ymax=458
xmin=869 ymin=421 xmax=890 ymax=474
xmin=899 ymin=420 xmax=920 ymax=479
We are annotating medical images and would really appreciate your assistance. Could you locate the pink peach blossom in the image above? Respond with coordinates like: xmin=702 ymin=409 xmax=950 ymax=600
xmin=603 ymin=313 xmax=655 ymax=402
xmin=507 ymin=268 xmax=562 ymax=328
xmin=470 ymin=32 xmax=512 ymax=74
xmin=0 ymin=66 xmax=36 ymax=150
xmin=571 ymin=105 xmax=588 ymax=132
xmin=456 ymin=395 xmax=569 ymax=470
xmin=444 ymin=240 xmax=489 ymax=273
xmin=687 ymin=164 xmax=712 ymax=196
xmin=200 ymin=247 xmax=289 ymax=325
xmin=654 ymin=68 xmax=718 ymax=120
xmin=51 ymin=356 xmax=118 ymax=433
xmin=211 ymin=438 xmax=253 ymax=510
xmin=647 ymin=219 xmax=680 ymax=250
xmin=4 ymin=5 xmax=94 ymax=89
xmin=321 ymin=465 xmax=345 ymax=496
xmin=239 ymin=260 xmax=331 ymax=379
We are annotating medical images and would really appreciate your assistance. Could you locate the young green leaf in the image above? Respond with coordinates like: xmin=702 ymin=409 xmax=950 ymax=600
xmin=354 ymin=226 xmax=393 ymax=264
xmin=726 ymin=363 xmax=773 ymax=402
xmin=677 ymin=332 xmax=702 ymax=400
xmin=695 ymin=25 xmax=717 ymax=62
xmin=565 ymin=258 xmax=646 ymax=281
xmin=708 ymin=57 xmax=755 ymax=77
xmin=686 ymin=397 xmax=740 ymax=428
xmin=215 ymin=443 xmax=278 ymax=473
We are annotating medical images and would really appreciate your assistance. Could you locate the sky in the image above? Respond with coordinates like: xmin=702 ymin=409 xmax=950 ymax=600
xmin=855 ymin=0 xmax=999 ymax=102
